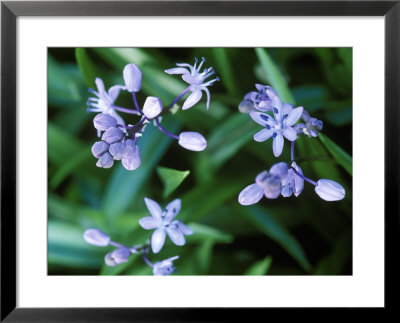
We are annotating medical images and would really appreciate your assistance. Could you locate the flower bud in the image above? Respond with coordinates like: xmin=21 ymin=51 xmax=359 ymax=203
xmin=153 ymin=256 xmax=179 ymax=276
xmin=143 ymin=96 xmax=163 ymax=119
xmin=238 ymin=99 xmax=256 ymax=113
xmin=178 ymin=132 xmax=207 ymax=151
xmin=122 ymin=142 xmax=141 ymax=171
xmin=123 ymin=63 xmax=142 ymax=92
xmin=96 ymin=152 xmax=114 ymax=168
xmin=109 ymin=142 xmax=125 ymax=160
xmin=105 ymin=252 xmax=117 ymax=266
xmin=315 ymin=179 xmax=345 ymax=201
xmin=93 ymin=113 xmax=117 ymax=131
xmin=111 ymin=248 xmax=130 ymax=264
xmin=102 ymin=127 xmax=124 ymax=144
xmin=238 ymin=183 xmax=264 ymax=206
xmin=83 ymin=228 xmax=110 ymax=246
xmin=91 ymin=141 xmax=109 ymax=158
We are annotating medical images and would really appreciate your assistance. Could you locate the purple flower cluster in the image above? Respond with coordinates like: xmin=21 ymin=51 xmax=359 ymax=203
xmin=88 ymin=60 xmax=218 ymax=170
xmin=238 ymin=83 xmax=345 ymax=204
xmin=239 ymin=161 xmax=345 ymax=205
xmin=83 ymin=198 xmax=192 ymax=276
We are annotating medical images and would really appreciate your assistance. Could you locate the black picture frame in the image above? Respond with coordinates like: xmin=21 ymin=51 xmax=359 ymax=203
xmin=1 ymin=1 xmax=399 ymax=321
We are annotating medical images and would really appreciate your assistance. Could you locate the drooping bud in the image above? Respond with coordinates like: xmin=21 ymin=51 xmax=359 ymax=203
xmin=109 ymin=142 xmax=125 ymax=160
xmin=102 ymin=127 xmax=124 ymax=144
xmin=83 ymin=228 xmax=110 ymax=246
xmin=178 ymin=132 xmax=207 ymax=151
xmin=153 ymin=256 xmax=179 ymax=276
xmin=93 ymin=113 xmax=117 ymax=131
xmin=121 ymin=139 xmax=141 ymax=170
xmin=315 ymin=179 xmax=345 ymax=201
xmin=123 ymin=63 xmax=142 ymax=92
xmin=143 ymin=96 xmax=163 ymax=119
xmin=96 ymin=152 xmax=114 ymax=168
xmin=91 ymin=141 xmax=109 ymax=158
xmin=238 ymin=183 xmax=264 ymax=206
xmin=110 ymin=248 xmax=130 ymax=264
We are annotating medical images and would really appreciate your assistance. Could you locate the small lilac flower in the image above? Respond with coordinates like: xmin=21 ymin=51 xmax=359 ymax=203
xmin=105 ymin=247 xmax=131 ymax=266
xmin=240 ymin=84 xmax=281 ymax=112
xmin=83 ymin=228 xmax=110 ymax=246
xmin=96 ymin=151 xmax=114 ymax=168
xmin=281 ymin=162 xmax=304 ymax=197
xmin=293 ymin=110 xmax=323 ymax=137
xmin=123 ymin=63 xmax=142 ymax=92
xmin=143 ymin=96 xmax=162 ymax=119
xmin=165 ymin=57 xmax=219 ymax=110
xmin=121 ymin=139 xmax=141 ymax=170
xmin=93 ymin=113 xmax=117 ymax=131
xmin=315 ymin=179 xmax=345 ymax=201
xmin=91 ymin=141 xmax=110 ymax=158
xmin=101 ymin=127 xmax=124 ymax=144
xmin=178 ymin=131 xmax=207 ymax=151
xmin=87 ymin=78 xmax=125 ymax=127
xmin=139 ymin=198 xmax=193 ymax=254
xmin=250 ymin=101 xmax=303 ymax=157
xmin=239 ymin=162 xmax=288 ymax=205
xmin=153 ymin=256 xmax=179 ymax=276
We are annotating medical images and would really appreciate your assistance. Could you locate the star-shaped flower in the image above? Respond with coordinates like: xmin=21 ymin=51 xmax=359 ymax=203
xmin=165 ymin=57 xmax=219 ymax=110
xmin=250 ymin=98 xmax=303 ymax=157
xmin=139 ymin=198 xmax=193 ymax=254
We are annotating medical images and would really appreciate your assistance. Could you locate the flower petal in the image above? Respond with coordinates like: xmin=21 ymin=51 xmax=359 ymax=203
xmin=238 ymin=183 xmax=264 ymax=206
xmin=272 ymin=134 xmax=284 ymax=157
xmin=269 ymin=162 xmax=288 ymax=179
xmin=284 ymin=106 xmax=303 ymax=127
xmin=151 ymin=228 xmax=166 ymax=254
xmin=255 ymin=171 xmax=269 ymax=188
xmin=315 ymin=179 xmax=345 ymax=201
xmin=291 ymin=162 xmax=304 ymax=197
xmin=166 ymin=226 xmax=186 ymax=246
xmin=182 ymin=90 xmax=202 ymax=110
xmin=111 ymin=248 xmax=130 ymax=264
xmin=177 ymin=221 xmax=193 ymax=235
xmin=264 ymin=176 xmax=281 ymax=199
xmin=95 ymin=78 xmax=106 ymax=97
xmin=138 ymin=216 xmax=160 ymax=230
xmin=164 ymin=199 xmax=181 ymax=222
xmin=164 ymin=67 xmax=189 ymax=75
xmin=283 ymin=126 xmax=297 ymax=141
xmin=104 ymin=252 xmax=117 ymax=266
xmin=108 ymin=85 xmax=124 ymax=102
xmin=254 ymin=128 xmax=273 ymax=142
xmin=281 ymin=103 xmax=294 ymax=115
xmin=144 ymin=197 xmax=162 ymax=220
xmin=250 ymin=112 xmax=274 ymax=127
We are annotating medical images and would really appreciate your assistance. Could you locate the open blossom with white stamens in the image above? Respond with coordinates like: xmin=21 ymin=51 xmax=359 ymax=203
xmin=165 ymin=57 xmax=219 ymax=110
xmin=139 ymin=198 xmax=193 ymax=254
xmin=250 ymin=98 xmax=303 ymax=157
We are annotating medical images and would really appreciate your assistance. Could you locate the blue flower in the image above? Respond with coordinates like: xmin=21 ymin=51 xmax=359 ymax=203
xmin=281 ymin=162 xmax=304 ymax=197
xmin=139 ymin=198 xmax=193 ymax=254
xmin=153 ymin=256 xmax=179 ymax=276
xmin=238 ymin=162 xmax=288 ymax=205
xmin=293 ymin=110 xmax=323 ymax=137
xmin=315 ymin=179 xmax=345 ymax=201
xmin=250 ymin=100 xmax=303 ymax=157
xmin=165 ymin=57 xmax=219 ymax=110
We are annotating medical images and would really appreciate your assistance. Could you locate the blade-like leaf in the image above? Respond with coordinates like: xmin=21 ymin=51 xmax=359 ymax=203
xmin=318 ymin=133 xmax=352 ymax=175
xmin=75 ymin=48 xmax=98 ymax=88
xmin=255 ymin=48 xmax=295 ymax=103
xmin=239 ymin=206 xmax=312 ymax=272
xmin=157 ymin=166 xmax=190 ymax=197
xmin=244 ymin=255 xmax=273 ymax=275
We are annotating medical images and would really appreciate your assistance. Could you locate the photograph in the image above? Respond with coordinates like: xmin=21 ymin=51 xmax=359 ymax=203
xmin=48 ymin=47 xmax=353 ymax=276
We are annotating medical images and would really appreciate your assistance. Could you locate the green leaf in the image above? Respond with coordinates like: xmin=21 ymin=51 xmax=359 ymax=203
xmin=157 ymin=167 xmax=190 ymax=197
xmin=198 ymin=113 xmax=257 ymax=179
xmin=212 ymin=48 xmax=238 ymax=96
xmin=255 ymin=48 xmax=296 ymax=103
xmin=244 ymin=256 xmax=273 ymax=275
xmin=48 ymin=220 xmax=105 ymax=268
xmin=103 ymin=116 xmax=181 ymax=221
xmin=187 ymin=223 xmax=233 ymax=244
xmin=239 ymin=206 xmax=312 ymax=272
xmin=75 ymin=48 xmax=98 ymax=88
xmin=318 ymin=133 xmax=352 ymax=175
